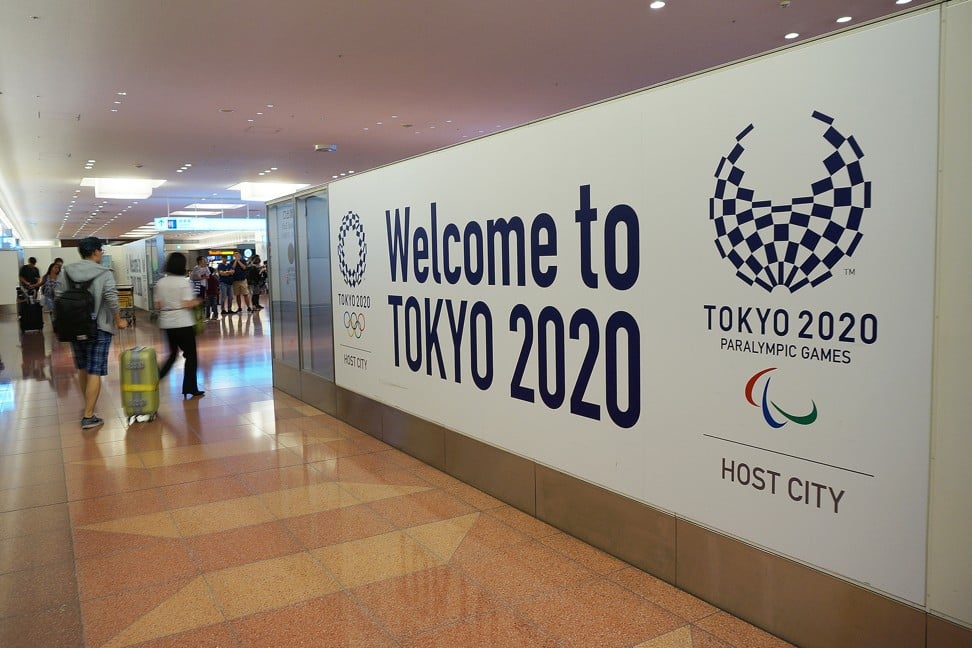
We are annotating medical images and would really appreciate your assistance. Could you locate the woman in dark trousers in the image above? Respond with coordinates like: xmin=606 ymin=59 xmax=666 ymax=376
xmin=154 ymin=253 xmax=204 ymax=398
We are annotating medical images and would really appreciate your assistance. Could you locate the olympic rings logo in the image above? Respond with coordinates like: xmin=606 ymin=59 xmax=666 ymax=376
xmin=344 ymin=311 xmax=366 ymax=338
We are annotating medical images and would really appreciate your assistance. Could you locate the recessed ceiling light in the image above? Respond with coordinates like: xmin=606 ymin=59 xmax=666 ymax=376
xmin=87 ymin=159 xmax=96 ymax=163
xmin=895 ymin=0 xmax=911 ymax=4
xmin=836 ymin=16 xmax=852 ymax=23
xmin=247 ymin=119 xmax=254 ymax=122
xmin=184 ymin=163 xmax=191 ymax=167
xmin=256 ymin=112 xmax=263 ymax=116
xmin=113 ymin=101 xmax=122 ymax=104
xmin=785 ymin=32 xmax=800 ymax=39
xmin=270 ymin=167 xmax=277 ymax=171
xmin=110 ymin=109 xmax=118 ymax=112
xmin=219 ymin=107 xmax=235 ymax=113
xmin=266 ymin=104 xmax=274 ymax=108
xmin=649 ymin=1 xmax=665 ymax=8
xmin=176 ymin=169 xmax=183 ymax=173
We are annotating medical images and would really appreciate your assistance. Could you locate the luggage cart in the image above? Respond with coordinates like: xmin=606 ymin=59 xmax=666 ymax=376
xmin=117 ymin=285 xmax=135 ymax=326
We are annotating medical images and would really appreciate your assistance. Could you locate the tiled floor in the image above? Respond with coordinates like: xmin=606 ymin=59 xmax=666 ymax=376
xmin=0 ymin=307 xmax=794 ymax=647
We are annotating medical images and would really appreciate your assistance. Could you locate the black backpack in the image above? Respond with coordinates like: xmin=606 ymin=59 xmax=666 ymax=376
xmin=246 ymin=264 xmax=261 ymax=283
xmin=54 ymin=271 xmax=99 ymax=342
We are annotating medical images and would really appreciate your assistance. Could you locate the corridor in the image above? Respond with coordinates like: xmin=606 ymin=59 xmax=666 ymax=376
xmin=0 ymin=308 xmax=791 ymax=647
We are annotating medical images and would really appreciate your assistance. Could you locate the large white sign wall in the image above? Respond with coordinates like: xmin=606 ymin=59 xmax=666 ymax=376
xmin=329 ymin=11 xmax=939 ymax=604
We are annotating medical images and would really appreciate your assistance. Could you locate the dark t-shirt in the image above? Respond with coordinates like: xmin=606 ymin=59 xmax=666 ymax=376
xmin=19 ymin=264 xmax=40 ymax=286
xmin=217 ymin=262 xmax=234 ymax=285
xmin=231 ymin=259 xmax=247 ymax=282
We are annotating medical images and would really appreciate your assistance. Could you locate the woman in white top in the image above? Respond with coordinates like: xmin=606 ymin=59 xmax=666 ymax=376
xmin=154 ymin=252 xmax=204 ymax=397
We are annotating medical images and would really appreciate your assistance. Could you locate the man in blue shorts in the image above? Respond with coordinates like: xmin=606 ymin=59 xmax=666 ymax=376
xmin=58 ymin=237 xmax=129 ymax=429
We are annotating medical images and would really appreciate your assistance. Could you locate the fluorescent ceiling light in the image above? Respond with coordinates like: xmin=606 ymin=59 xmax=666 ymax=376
xmin=80 ymin=177 xmax=166 ymax=199
xmin=169 ymin=210 xmax=222 ymax=216
xmin=229 ymin=182 xmax=309 ymax=202
xmin=185 ymin=203 xmax=245 ymax=210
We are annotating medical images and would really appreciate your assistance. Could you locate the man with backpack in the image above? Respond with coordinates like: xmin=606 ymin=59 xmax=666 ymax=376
xmin=55 ymin=237 xmax=129 ymax=429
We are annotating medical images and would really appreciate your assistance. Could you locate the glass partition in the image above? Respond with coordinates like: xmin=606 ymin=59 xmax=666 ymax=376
xmin=267 ymin=199 xmax=300 ymax=367
xmin=296 ymin=191 xmax=334 ymax=379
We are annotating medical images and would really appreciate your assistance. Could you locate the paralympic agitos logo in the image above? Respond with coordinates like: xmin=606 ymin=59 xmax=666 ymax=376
xmin=710 ymin=111 xmax=871 ymax=293
xmin=745 ymin=367 xmax=818 ymax=429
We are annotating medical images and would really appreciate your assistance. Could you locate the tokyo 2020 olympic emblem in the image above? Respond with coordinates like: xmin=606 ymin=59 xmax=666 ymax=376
xmin=337 ymin=211 xmax=367 ymax=288
xmin=709 ymin=111 xmax=871 ymax=293
xmin=344 ymin=311 xmax=365 ymax=339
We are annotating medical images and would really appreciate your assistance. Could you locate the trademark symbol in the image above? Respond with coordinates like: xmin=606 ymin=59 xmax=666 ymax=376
xmin=844 ymin=268 xmax=856 ymax=276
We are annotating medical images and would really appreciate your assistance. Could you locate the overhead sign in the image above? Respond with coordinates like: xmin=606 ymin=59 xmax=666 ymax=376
xmin=154 ymin=217 xmax=266 ymax=232
xmin=328 ymin=11 xmax=939 ymax=605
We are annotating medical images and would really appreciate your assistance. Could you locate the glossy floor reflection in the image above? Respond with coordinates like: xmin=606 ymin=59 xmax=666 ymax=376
xmin=0 ymin=308 xmax=793 ymax=647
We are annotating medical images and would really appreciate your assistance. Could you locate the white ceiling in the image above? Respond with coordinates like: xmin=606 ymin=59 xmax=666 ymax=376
xmin=0 ymin=0 xmax=935 ymax=243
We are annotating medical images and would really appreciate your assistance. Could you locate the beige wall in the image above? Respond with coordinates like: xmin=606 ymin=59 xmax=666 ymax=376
xmin=927 ymin=0 xmax=972 ymax=629
xmin=0 ymin=249 xmax=21 ymax=305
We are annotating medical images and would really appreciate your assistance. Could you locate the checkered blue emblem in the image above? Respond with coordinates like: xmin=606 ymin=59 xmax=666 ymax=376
xmin=337 ymin=211 xmax=367 ymax=288
xmin=709 ymin=111 xmax=871 ymax=293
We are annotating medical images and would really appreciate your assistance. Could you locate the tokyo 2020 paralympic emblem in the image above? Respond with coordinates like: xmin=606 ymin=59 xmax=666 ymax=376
xmin=709 ymin=111 xmax=871 ymax=293
xmin=338 ymin=211 xmax=368 ymax=288
xmin=745 ymin=367 xmax=818 ymax=429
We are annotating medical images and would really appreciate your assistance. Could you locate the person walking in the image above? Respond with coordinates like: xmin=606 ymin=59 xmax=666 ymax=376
xmin=56 ymin=237 xmax=129 ymax=429
xmin=18 ymin=256 xmax=42 ymax=292
xmin=154 ymin=252 xmax=204 ymax=398
xmin=40 ymin=261 xmax=63 ymax=322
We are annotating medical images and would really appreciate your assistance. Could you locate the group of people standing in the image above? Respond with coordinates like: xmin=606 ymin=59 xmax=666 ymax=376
xmin=189 ymin=251 xmax=267 ymax=320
